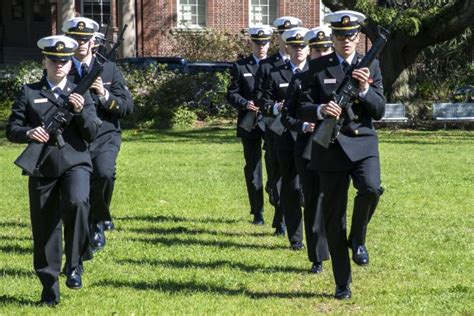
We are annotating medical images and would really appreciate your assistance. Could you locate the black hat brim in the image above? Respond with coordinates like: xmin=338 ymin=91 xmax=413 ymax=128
xmin=252 ymin=39 xmax=270 ymax=45
xmin=69 ymin=34 xmax=94 ymax=42
xmin=288 ymin=43 xmax=307 ymax=48
xmin=333 ymin=29 xmax=359 ymax=37
xmin=45 ymin=55 xmax=72 ymax=62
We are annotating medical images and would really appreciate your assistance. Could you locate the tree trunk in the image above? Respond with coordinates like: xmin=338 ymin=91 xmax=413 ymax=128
xmin=379 ymin=34 xmax=422 ymax=99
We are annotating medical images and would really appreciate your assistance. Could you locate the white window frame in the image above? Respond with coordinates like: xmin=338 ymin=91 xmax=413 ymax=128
xmin=81 ymin=0 xmax=111 ymax=27
xmin=249 ymin=0 xmax=278 ymax=27
xmin=177 ymin=0 xmax=207 ymax=29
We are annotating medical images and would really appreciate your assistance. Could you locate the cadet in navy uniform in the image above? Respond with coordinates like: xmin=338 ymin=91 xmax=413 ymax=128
xmin=226 ymin=25 xmax=272 ymax=224
xmin=6 ymin=35 xmax=99 ymax=305
xmin=63 ymin=17 xmax=134 ymax=251
xmin=281 ymin=26 xmax=334 ymax=273
xmin=253 ymin=16 xmax=302 ymax=233
xmin=299 ymin=10 xmax=385 ymax=299
xmin=261 ymin=27 xmax=310 ymax=250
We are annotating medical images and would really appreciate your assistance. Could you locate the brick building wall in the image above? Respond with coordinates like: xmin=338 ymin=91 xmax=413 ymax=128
xmin=137 ymin=0 xmax=325 ymax=57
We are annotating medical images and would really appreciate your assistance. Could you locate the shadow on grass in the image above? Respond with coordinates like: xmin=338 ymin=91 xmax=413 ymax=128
xmin=0 ymin=235 xmax=31 ymax=242
xmin=0 ymin=295 xmax=37 ymax=307
xmin=0 ymin=267 xmax=35 ymax=278
xmin=128 ymin=226 xmax=270 ymax=238
xmin=117 ymin=214 xmax=244 ymax=225
xmin=94 ymin=279 xmax=332 ymax=299
xmin=0 ymin=244 xmax=32 ymax=255
xmin=0 ymin=221 xmax=29 ymax=228
xmin=116 ymin=258 xmax=308 ymax=274
xmin=131 ymin=236 xmax=287 ymax=250
xmin=379 ymin=139 xmax=473 ymax=145
xmin=122 ymin=127 xmax=238 ymax=144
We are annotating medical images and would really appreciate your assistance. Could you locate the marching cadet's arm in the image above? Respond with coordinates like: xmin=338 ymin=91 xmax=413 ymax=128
xmin=6 ymin=86 xmax=31 ymax=143
xmin=96 ymin=63 xmax=134 ymax=118
xmin=357 ymin=60 xmax=385 ymax=120
xmin=74 ymin=91 xmax=99 ymax=143
xmin=226 ymin=63 xmax=249 ymax=111
xmin=298 ymin=71 xmax=321 ymax=122
xmin=281 ymin=74 xmax=305 ymax=133
xmin=260 ymin=73 xmax=280 ymax=117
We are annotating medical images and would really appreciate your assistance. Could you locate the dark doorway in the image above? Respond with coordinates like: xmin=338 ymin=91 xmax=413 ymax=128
xmin=1 ymin=0 xmax=52 ymax=64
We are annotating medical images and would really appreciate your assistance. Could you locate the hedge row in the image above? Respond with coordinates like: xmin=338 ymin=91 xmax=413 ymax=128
xmin=0 ymin=61 xmax=234 ymax=129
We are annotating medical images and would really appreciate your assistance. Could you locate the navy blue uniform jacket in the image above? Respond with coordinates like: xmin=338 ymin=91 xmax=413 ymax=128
xmin=299 ymin=52 xmax=385 ymax=171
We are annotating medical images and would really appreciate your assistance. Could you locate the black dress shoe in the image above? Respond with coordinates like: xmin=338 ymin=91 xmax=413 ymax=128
xmin=352 ymin=244 xmax=369 ymax=266
xmin=290 ymin=241 xmax=305 ymax=251
xmin=65 ymin=267 xmax=82 ymax=290
xmin=273 ymin=223 xmax=286 ymax=236
xmin=39 ymin=299 xmax=58 ymax=307
xmin=334 ymin=285 xmax=351 ymax=300
xmin=252 ymin=213 xmax=264 ymax=225
xmin=39 ymin=291 xmax=59 ymax=307
xmin=91 ymin=222 xmax=106 ymax=251
xmin=103 ymin=220 xmax=115 ymax=231
xmin=310 ymin=262 xmax=323 ymax=274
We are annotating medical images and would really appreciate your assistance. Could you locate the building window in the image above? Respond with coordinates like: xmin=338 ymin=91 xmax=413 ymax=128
xmin=11 ymin=0 xmax=25 ymax=21
xmin=82 ymin=0 xmax=111 ymax=27
xmin=320 ymin=2 xmax=331 ymax=25
xmin=250 ymin=0 xmax=278 ymax=26
xmin=177 ymin=0 xmax=207 ymax=28
xmin=33 ymin=0 xmax=48 ymax=22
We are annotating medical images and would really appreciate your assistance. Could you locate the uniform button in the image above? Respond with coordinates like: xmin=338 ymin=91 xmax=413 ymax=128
xmin=355 ymin=129 xmax=359 ymax=135
xmin=353 ymin=115 xmax=359 ymax=120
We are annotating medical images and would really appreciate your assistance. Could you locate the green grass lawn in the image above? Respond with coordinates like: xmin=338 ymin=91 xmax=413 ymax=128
xmin=0 ymin=128 xmax=473 ymax=314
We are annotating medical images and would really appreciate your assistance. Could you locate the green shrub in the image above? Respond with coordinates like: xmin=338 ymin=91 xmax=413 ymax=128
xmin=171 ymin=105 xmax=198 ymax=128
xmin=119 ymin=64 xmax=233 ymax=129
xmin=0 ymin=61 xmax=43 ymax=126
xmin=0 ymin=60 xmax=42 ymax=100
xmin=1 ymin=59 xmax=234 ymax=130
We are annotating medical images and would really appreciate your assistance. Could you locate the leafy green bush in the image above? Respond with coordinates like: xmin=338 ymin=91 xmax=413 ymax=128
xmin=0 ymin=61 xmax=43 ymax=126
xmin=0 ymin=60 xmax=42 ymax=100
xmin=119 ymin=63 xmax=233 ymax=129
xmin=171 ymin=105 xmax=198 ymax=128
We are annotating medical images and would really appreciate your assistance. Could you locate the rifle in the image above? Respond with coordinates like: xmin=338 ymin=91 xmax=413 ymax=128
xmin=94 ymin=16 xmax=112 ymax=56
xmin=14 ymin=25 xmax=128 ymax=176
xmin=303 ymin=24 xmax=391 ymax=156
xmin=238 ymin=110 xmax=258 ymax=132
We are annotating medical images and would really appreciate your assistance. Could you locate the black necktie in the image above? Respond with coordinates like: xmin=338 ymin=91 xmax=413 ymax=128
xmin=294 ymin=67 xmax=301 ymax=74
xmin=53 ymin=87 xmax=62 ymax=98
xmin=81 ymin=63 xmax=89 ymax=77
xmin=342 ymin=61 xmax=350 ymax=74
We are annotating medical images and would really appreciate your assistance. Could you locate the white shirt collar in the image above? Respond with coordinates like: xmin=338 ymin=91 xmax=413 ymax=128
xmin=335 ymin=51 xmax=356 ymax=66
xmin=279 ymin=50 xmax=289 ymax=62
xmin=252 ymin=54 xmax=266 ymax=65
xmin=46 ymin=77 xmax=67 ymax=92
xmin=289 ymin=60 xmax=306 ymax=73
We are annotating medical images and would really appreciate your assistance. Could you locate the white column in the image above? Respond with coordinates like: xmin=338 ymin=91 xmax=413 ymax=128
xmin=57 ymin=0 xmax=76 ymax=33
xmin=118 ymin=0 xmax=136 ymax=58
